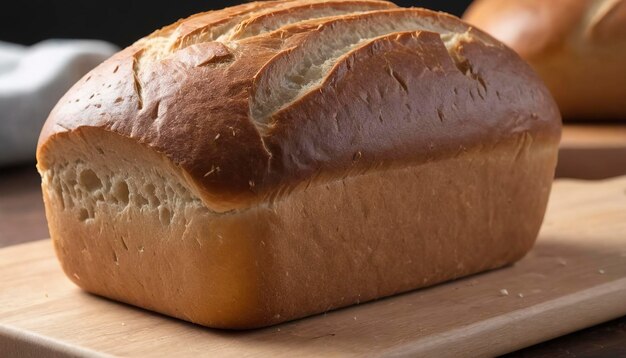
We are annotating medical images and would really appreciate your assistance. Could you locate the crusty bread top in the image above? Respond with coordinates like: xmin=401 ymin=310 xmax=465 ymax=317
xmin=464 ymin=0 xmax=626 ymax=58
xmin=37 ymin=0 xmax=561 ymax=212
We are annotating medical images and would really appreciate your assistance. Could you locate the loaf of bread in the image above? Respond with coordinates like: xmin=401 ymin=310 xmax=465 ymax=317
xmin=37 ymin=0 xmax=561 ymax=329
xmin=464 ymin=0 xmax=626 ymax=120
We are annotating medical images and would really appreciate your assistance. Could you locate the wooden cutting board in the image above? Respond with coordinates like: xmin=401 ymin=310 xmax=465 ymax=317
xmin=557 ymin=124 xmax=626 ymax=179
xmin=1 ymin=178 xmax=626 ymax=357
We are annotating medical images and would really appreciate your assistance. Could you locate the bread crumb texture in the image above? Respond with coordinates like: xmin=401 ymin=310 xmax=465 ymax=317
xmin=40 ymin=129 xmax=210 ymax=235
xmin=44 ymin=161 xmax=197 ymax=226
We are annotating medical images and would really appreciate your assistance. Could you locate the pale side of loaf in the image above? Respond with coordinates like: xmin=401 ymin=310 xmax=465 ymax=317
xmin=37 ymin=0 xmax=561 ymax=328
xmin=464 ymin=0 xmax=626 ymax=120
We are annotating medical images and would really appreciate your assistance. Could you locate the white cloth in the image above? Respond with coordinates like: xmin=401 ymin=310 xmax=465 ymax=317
xmin=0 ymin=40 xmax=118 ymax=166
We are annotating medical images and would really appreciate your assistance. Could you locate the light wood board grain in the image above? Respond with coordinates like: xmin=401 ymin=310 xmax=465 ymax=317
xmin=1 ymin=177 xmax=626 ymax=357
xmin=557 ymin=124 xmax=626 ymax=179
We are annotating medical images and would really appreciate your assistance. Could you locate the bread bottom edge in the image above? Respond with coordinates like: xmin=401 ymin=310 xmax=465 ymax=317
xmin=41 ymin=130 xmax=557 ymax=328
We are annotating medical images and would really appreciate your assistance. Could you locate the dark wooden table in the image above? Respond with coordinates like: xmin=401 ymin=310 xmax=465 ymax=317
xmin=0 ymin=164 xmax=49 ymax=248
xmin=1 ymin=164 xmax=625 ymax=357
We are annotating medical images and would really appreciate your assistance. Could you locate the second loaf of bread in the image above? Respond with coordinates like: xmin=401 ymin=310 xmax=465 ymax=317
xmin=37 ymin=0 xmax=561 ymax=328
xmin=464 ymin=0 xmax=626 ymax=120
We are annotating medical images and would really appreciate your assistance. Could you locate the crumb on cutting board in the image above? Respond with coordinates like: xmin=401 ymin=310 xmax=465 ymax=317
xmin=500 ymin=289 xmax=509 ymax=296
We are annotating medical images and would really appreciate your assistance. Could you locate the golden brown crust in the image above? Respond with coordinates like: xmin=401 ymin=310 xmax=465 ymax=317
xmin=42 ymin=128 xmax=556 ymax=329
xmin=463 ymin=0 xmax=626 ymax=119
xmin=37 ymin=0 xmax=562 ymax=329
xmin=261 ymin=29 xmax=558 ymax=196
xmin=38 ymin=4 xmax=560 ymax=211
xmin=229 ymin=0 xmax=397 ymax=40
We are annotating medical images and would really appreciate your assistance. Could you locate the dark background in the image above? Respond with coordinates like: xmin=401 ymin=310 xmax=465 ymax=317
xmin=0 ymin=0 xmax=472 ymax=47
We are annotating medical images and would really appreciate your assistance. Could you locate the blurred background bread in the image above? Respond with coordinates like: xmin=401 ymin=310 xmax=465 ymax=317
xmin=464 ymin=0 xmax=626 ymax=120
